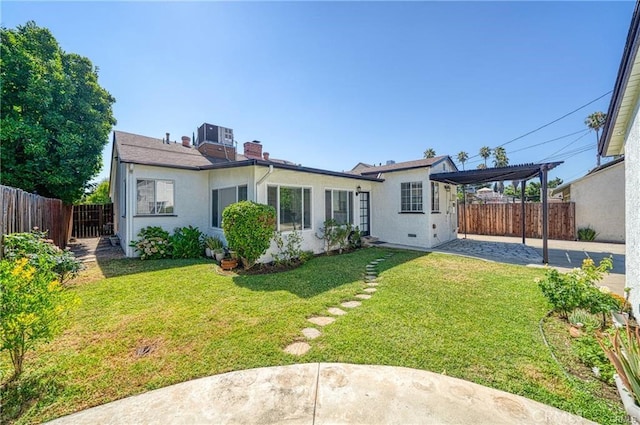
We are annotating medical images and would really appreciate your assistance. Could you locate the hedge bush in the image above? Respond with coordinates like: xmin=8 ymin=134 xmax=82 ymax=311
xmin=222 ymin=201 xmax=276 ymax=270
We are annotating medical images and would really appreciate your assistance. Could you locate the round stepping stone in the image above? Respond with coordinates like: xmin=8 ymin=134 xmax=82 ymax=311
xmin=364 ymin=287 xmax=377 ymax=293
xmin=284 ymin=342 xmax=311 ymax=356
xmin=302 ymin=328 xmax=322 ymax=339
xmin=327 ymin=307 xmax=347 ymax=316
xmin=341 ymin=300 xmax=362 ymax=309
xmin=367 ymin=281 xmax=379 ymax=287
xmin=355 ymin=294 xmax=372 ymax=300
xmin=365 ymin=276 xmax=376 ymax=282
xmin=308 ymin=316 xmax=336 ymax=326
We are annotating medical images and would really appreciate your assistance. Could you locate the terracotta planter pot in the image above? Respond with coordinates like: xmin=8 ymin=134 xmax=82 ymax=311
xmin=221 ymin=258 xmax=238 ymax=271
xmin=614 ymin=374 xmax=640 ymax=424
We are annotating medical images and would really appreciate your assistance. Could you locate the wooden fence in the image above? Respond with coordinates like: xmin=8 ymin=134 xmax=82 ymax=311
xmin=72 ymin=203 xmax=114 ymax=238
xmin=457 ymin=202 xmax=575 ymax=240
xmin=0 ymin=185 xmax=73 ymax=255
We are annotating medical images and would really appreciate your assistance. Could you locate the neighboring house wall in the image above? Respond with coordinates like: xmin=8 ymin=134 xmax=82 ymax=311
xmin=626 ymin=101 xmax=640 ymax=316
xmin=571 ymin=161 xmax=625 ymax=242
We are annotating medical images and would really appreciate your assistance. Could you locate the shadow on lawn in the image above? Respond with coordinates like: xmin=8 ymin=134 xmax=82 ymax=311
xmin=1 ymin=370 xmax=63 ymax=424
xmin=232 ymin=248 xmax=425 ymax=299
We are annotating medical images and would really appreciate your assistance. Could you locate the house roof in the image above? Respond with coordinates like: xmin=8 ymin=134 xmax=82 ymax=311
xmin=353 ymin=156 xmax=453 ymax=176
xmin=113 ymin=130 xmax=383 ymax=182
xmin=551 ymin=157 xmax=624 ymax=195
xmin=114 ymin=131 xmax=226 ymax=170
xmin=430 ymin=162 xmax=563 ymax=186
xmin=599 ymin=1 xmax=640 ymax=157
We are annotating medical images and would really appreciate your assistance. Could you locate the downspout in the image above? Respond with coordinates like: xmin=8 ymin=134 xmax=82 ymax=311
xmin=255 ymin=164 xmax=274 ymax=201
xmin=126 ymin=163 xmax=135 ymax=257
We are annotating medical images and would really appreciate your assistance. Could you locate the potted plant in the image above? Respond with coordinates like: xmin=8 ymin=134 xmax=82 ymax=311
xmin=220 ymin=247 xmax=238 ymax=270
xmin=204 ymin=235 xmax=224 ymax=259
xmin=600 ymin=322 xmax=640 ymax=423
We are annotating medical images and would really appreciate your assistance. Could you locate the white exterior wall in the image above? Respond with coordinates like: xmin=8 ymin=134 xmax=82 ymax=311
xmin=207 ymin=166 xmax=257 ymax=241
xmin=121 ymin=164 xmax=209 ymax=257
xmin=253 ymin=166 xmax=376 ymax=260
xmin=571 ymin=161 xmax=625 ymax=243
xmin=626 ymin=101 xmax=640 ymax=317
xmin=370 ymin=160 xmax=457 ymax=248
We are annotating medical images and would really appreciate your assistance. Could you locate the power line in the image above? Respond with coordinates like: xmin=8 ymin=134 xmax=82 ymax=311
xmin=508 ymin=129 xmax=589 ymax=155
xmin=538 ymin=131 xmax=590 ymax=162
xmin=465 ymin=90 xmax=612 ymax=160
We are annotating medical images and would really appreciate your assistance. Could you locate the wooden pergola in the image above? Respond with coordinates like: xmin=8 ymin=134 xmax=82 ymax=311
xmin=430 ymin=162 xmax=563 ymax=264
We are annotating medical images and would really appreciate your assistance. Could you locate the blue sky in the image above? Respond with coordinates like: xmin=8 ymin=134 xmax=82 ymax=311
xmin=2 ymin=1 xmax=635 ymax=185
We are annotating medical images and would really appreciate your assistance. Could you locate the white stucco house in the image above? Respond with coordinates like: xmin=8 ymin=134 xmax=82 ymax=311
xmin=108 ymin=124 xmax=459 ymax=260
xmin=598 ymin=1 xmax=639 ymax=316
xmin=551 ymin=157 xmax=625 ymax=243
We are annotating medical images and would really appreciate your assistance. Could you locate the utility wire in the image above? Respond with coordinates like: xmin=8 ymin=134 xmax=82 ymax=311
xmin=508 ymin=129 xmax=589 ymax=155
xmin=539 ymin=132 xmax=590 ymax=162
xmin=465 ymin=90 xmax=612 ymax=160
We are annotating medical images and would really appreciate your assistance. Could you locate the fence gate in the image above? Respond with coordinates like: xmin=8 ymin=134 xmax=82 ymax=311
xmin=72 ymin=203 xmax=114 ymax=238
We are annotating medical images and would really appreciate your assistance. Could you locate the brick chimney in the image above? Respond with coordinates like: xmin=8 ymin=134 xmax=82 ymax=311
xmin=181 ymin=136 xmax=190 ymax=147
xmin=263 ymin=152 xmax=270 ymax=161
xmin=243 ymin=140 xmax=263 ymax=159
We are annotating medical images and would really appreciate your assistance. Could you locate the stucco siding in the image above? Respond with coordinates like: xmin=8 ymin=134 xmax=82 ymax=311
xmin=626 ymin=101 xmax=640 ymax=317
xmin=254 ymin=166 xmax=377 ymax=258
xmin=571 ymin=161 xmax=625 ymax=243
xmin=123 ymin=164 xmax=209 ymax=257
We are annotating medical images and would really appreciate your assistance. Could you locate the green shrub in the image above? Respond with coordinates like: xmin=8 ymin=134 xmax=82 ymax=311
xmin=170 ymin=226 xmax=204 ymax=259
xmin=578 ymin=227 xmax=598 ymax=241
xmin=130 ymin=226 xmax=171 ymax=260
xmin=3 ymin=228 xmax=82 ymax=285
xmin=222 ymin=201 xmax=276 ymax=270
xmin=0 ymin=257 xmax=79 ymax=379
xmin=203 ymin=235 xmax=224 ymax=251
xmin=273 ymin=230 xmax=304 ymax=266
xmin=573 ymin=334 xmax=615 ymax=383
xmin=569 ymin=309 xmax=601 ymax=332
xmin=600 ymin=323 xmax=640 ymax=404
xmin=537 ymin=257 xmax=616 ymax=323
xmin=316 ymin=219 xmax=353 ymax=254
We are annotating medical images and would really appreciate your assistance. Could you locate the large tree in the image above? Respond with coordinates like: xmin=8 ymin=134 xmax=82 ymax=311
xmin=585 ymin=111 xmax=607 ymax=166
xmin=1 ymin=22 xmax=116 ymax=204
xmin=479 ymin=146 xmax=491 ymax=168
xmin=456 ymin=151 xmax=469 ymax=170
xmin=423 ymin=148 xmax=436 ymax=159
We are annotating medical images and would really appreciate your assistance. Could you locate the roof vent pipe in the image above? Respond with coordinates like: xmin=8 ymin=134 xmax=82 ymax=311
xmin=166 ymin=132 xmax=170 ymax=144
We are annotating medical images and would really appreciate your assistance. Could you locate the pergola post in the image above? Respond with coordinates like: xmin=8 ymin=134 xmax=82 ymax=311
xmin=540 ymin=165 xmax=549 ymax=264
xmin=521 ymin=179 xmax=526 ymax=244
xmin=463 ymin=185 xmax=467 ymax=239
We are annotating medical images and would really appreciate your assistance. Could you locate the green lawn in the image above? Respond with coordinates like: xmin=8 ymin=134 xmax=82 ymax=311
xmin=0 ymin=248 xmax=626 ymax=424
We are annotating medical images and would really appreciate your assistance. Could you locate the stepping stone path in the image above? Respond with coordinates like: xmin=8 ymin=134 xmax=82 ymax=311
xmin=308 ymin=316 xmax=335 ymax=326
xmin=284 ymin=342 xmax=311 ymax=355
xmin=283 ymin=252 xmax=394 ymax=356
xmin=302 ymin=328 xmax=322 ymax=339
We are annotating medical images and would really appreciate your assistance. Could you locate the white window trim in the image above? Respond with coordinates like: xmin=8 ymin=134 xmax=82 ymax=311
xmin=400 ymin=181 xmax=423 ymax=212
xmin=211 ymin=185 xmax=248 ymax=228
xmin=267 ymin=184 xmax=313 ymax=232
xmin=325 ymin=188 xmax=354 ymax=225
xmin=135 ymin=178 xmax=175 ymax=216
xmin=431 ymin=182 xmax=440 ymax=213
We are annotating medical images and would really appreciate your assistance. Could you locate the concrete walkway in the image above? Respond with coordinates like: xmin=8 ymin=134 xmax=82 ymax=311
xmin=47 ymin=363 xmax=594 ymax=425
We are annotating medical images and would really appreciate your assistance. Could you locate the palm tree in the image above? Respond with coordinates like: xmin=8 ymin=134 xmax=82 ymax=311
xmin=585 ymin=111 xmax=607 ymax=166
xmin=424 ymin=148 xmax=436 ymax=159
xmin=457 ymin=151 xmax=469 ymax=170
xmin=492 ymin=146 xmax=509 ymax=167
xmin=479 ymin=146 xmax=491 ymax=168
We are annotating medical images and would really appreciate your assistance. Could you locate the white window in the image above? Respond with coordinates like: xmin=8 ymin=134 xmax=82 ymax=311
xmin=136 ymin=179 xmax=174 ymax=215
xmin=212 ymin=185 xmax=248 ymax=227
xmin=431 ymin=182 xmax=440 ymax=213
xmin=267 ymin=186 xmax=311 ymax=231
xmin=401 ymin=182 xmax=423 ymax=212
xmin=325 ymin=190 xmax=353 ymax=225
